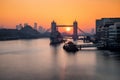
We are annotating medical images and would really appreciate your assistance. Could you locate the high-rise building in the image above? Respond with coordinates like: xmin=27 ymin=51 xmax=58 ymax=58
xmin=34 ymin=22 xmax=37 ymax=30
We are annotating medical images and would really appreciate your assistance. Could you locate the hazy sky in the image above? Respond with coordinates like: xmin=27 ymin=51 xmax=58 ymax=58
xmin=0 ymin=0 xmax=120 ymax=32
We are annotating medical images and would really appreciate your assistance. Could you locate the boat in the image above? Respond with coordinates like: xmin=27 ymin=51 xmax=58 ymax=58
xmin=63 ymin=41 xmax=78 ymax=52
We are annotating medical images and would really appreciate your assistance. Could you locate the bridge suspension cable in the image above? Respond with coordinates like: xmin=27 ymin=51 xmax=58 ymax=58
xmin=78 ymin=27 xmax=93 ymax=36
xmin=78 ymin=28 xmax=88 ymax=36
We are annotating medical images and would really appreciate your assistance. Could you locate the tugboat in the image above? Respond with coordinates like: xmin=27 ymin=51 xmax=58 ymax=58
xmin=63 ymin=41 xmax=78 ymax=52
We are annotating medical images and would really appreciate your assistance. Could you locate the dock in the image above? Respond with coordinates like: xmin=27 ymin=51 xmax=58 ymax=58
xmin=76 ymin=44 xmax=96 ymax=50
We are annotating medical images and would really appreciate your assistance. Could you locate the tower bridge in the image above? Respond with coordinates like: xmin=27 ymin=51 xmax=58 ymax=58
xmin=51 ymin=20 xmax=78 ymax=40
xmin=51 ymin=20 xmax=94 ymax=41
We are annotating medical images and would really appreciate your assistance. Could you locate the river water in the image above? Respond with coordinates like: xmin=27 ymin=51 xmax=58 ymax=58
xmin=0 ymin=38 xmax=120 ymax=80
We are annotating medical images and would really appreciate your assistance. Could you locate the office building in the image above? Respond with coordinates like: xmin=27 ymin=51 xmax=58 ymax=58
xmin=108 ymin=22 xmax=120 ymax=48
xmin=96 ymin=18 xmax=120 ymax=49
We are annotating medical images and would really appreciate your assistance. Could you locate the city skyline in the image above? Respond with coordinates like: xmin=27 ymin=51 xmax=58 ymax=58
xmin=0 ymin=0 xmax=120 ymax=32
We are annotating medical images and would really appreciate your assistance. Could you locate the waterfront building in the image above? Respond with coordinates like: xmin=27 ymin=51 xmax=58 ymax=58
xmin=96 ymin=19 xmax=104 ymax=41
xmin=108 ymin=22 xmax=120 ymax=48
xmin=96 ymin=18 xmax=120 ymax=40
xmin=96 ymin=18 xmax=120 ymax=49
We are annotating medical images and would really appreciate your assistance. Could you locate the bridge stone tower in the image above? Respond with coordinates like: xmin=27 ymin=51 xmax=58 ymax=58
xmin=73 ymin=21 xmax=78 ymax=40
xmin=51 ymin=21 xmax=57 ymax=33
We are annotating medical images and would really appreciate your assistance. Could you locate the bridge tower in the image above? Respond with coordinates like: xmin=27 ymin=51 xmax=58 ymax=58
xmin=73 ymin=21 xmax=78 ymax=40
xmin=51 ymin=21 xmax=57 ymax=33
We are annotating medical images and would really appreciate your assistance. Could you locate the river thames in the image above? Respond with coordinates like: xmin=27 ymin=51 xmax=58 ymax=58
xmin=0 ymin=38 xmax=120 ymax=80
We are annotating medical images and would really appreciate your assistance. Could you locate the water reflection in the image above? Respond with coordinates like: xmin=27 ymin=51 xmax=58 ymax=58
xmin=50 ymin=44 xmax=67 ymax=80
xmin=95 ymin=51 xmax=120 ymax=80
xmin=0 ymin=39 xmax=120 ymax=80
xmin=50 ymin=43 xmax=97 ymax=80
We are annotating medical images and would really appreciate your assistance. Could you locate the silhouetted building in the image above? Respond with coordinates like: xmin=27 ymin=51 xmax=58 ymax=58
xmin=16 ymin=24 xmax=23 ymax=30
xmin=24 ymin=23 xmax=28 ymax=27
xmin=34 ymin=22 xmax=37 ymax=30
xmin=38 ymin=26 xmax=46 ymax=33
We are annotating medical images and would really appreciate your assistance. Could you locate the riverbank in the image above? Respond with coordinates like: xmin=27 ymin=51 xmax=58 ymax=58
xmin=0 ymin=26 xmax=50 ymax=41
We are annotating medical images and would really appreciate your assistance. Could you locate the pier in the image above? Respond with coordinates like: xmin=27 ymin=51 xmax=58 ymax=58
xmin=76 ymin=43 xmax=105 ymax=50
xmin=76 ymin=44 xmax=96 ymax=50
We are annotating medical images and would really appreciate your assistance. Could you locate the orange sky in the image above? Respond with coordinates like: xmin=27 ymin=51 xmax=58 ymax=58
xmin=0 ymin=0 xmax=120 ymax=32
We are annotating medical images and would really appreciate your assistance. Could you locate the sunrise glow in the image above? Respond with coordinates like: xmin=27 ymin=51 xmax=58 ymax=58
xmin=66 ymin=27 xmax=71 ymax=32
xmin=0 ymin=0 xmax=120 ymax=32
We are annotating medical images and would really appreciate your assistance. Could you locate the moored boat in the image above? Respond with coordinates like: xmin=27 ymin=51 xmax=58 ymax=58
xmin=63 ymin=41 xmax=78 ymax=52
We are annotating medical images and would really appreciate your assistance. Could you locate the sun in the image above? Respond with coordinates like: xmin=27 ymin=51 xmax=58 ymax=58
xmin=66 ymin=27 xmax=71 ymax=32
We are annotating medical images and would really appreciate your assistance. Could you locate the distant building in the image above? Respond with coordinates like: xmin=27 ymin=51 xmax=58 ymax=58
xmin=16 ymin=24 xmax=23 ymax=30
xmin=38 ymin=26 xmax=46 ymax=33
xmin=91 ymin=28 xmax=94 ymax=34
xmin=0 ymin=25 xmax=4 ymax=29
xmin=34 ymin=22 xmax=37 ymax=30
xmin=24 ymin=23 xmax=28 ymax=27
